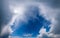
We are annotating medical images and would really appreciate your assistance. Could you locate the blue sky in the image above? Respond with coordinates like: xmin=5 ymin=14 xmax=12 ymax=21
xmin=10 ymin=6 xmax=51 ymax=37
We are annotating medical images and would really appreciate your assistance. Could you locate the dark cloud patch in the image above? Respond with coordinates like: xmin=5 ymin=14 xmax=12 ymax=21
xmin=13 ymin=0 xmax=60 ymax=8
xmin=0 ymin=0 xmax=13 ymax=38
xmin=41 ymin=34 xmax=49 ymax=38
xmin=0 ymin=34 xmax=9 ymax=38
xmin=37 ymin=0 xmax=60 ymax=8
xmin=1 ymin=0 xmax=13 ymax=26
xmin=51 ymin=13 xmax=60 ymax=34
xmin=52 ymin=0 xmax=60 ymax=8
xmin=47 ymin=0 xmax=60 ymax=9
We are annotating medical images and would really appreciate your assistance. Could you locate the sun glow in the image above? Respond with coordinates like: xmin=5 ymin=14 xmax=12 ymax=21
xmin=13 ymin=6 xmax=25 ymax=15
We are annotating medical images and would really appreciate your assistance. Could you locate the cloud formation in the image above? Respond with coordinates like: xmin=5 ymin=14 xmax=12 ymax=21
xmin=0 ymin=0 xmax=13 ymax=38
xmin=1 ymin=0 xmax=60 ymax=38
xmin=37 ymin=0 xmax=60 ymax=38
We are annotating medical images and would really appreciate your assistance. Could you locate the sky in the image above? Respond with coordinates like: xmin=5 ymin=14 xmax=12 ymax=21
xmin=10 ymin=6 xmax=51 ymax=37
xmin=0 ymin=0 xmax=60 ymax=38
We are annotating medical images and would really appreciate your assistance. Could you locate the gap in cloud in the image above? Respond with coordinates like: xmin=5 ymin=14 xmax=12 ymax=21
xmin=10 ymin=4 xmax=51 ymax=37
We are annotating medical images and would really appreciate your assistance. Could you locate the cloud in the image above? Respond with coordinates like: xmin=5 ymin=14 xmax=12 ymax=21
xmin=0 ymin=0 xmax=14 ymax=38
xmin=37 ymin=0 xmax=60 ymax=38
xmin=1 ymin=0 xmax=27 ymax=37
xmin=1 ymin=25 xmax=12 ymax=36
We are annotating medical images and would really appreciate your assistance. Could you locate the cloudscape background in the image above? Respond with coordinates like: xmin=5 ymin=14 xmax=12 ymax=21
xmin=0 ymin=0 xmax=60 ymax=38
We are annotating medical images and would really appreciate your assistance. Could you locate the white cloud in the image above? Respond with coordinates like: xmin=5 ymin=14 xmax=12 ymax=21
xmin=37 ymin=27 xmax=48 ymax=38
xmin=1 ymin=25 xmax=13 ymax=36
xmin=39 ymin=27 xmax=47 ymax=34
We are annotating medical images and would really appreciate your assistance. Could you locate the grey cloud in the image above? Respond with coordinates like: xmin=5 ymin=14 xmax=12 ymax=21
xmin=51 ymin=12 xmax=60 ymax=34
xmin=11 ymin=0 xmax=60 ymax=9
xmin=1 ymin=0 xmax=13 ymax=26
xmin=38 ymin=0 xmax=60 ymax=38
xmin=0 ymin=0 xmax=13 ymax=38
xmin=37 ymin=0 xmax=60 ymax=9
xmin=40 ymin=34 xmax=49 ymax=38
